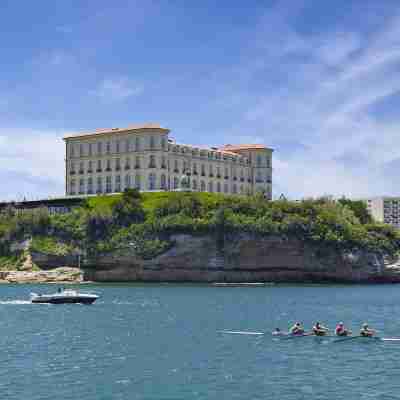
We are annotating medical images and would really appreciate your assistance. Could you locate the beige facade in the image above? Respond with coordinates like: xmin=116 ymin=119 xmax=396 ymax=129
xmin=365 ymin=197 xmax=400 ymax=228
xmin=63 ymin=124 xmax=273 ymax=198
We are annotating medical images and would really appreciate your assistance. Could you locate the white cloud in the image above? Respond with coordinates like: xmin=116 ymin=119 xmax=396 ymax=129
xmin=0 ymin=128 xmax=65 ymax=201
xmin=93 ymin=78 xmax=143 ymax=102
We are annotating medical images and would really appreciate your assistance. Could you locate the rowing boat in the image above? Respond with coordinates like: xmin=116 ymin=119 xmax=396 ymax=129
xmin=219 ymin=330 xmax=400 ymax=342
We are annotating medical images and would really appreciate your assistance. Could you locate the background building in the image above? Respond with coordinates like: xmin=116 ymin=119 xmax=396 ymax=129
xmin=63 ymin=124 xmax=273 ymax=198
xmin=365 ymin=197 xmax=400 ymax=229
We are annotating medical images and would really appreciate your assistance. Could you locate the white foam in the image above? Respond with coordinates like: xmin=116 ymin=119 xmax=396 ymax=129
xmin=0 ymin=300 xmax=31 ymax=305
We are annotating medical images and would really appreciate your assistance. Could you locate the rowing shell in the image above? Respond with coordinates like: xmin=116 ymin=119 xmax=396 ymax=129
xmin=219 ymin=330 xmax=265 ymax=335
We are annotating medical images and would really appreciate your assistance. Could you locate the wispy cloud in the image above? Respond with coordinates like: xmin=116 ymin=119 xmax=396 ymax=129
xmin=214 ymin=4 xmax=400 ymax=199
xmin=92 ymin=78 xmax=143 ymax=102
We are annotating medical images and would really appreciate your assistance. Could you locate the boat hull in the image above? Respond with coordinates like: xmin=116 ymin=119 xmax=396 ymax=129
xmin=31 ymin=296 xmax=98 ymax=304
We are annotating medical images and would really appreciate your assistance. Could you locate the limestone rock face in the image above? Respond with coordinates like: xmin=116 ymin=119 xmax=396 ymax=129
xmin=78 ymin=234 xmax=400 ymax=283
xmin=0 ymin=267 xmax=82 ymax=284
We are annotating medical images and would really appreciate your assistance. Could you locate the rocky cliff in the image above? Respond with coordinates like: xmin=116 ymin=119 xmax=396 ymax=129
xmin=71 ymin=234 xmax=400 ymax=283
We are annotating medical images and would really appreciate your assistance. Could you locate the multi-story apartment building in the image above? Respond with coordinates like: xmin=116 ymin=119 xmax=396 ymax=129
xmin=63 ymin=124 xmax=273 ymax=198
xmin=365 ymin=197 xmax=400 ymax=229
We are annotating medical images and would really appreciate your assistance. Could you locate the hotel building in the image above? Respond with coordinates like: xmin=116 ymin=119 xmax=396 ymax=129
xmin=365 ymin=197 xmax=400 ymax=229
xmin=63 ymin=124 xmax=273 ymax=199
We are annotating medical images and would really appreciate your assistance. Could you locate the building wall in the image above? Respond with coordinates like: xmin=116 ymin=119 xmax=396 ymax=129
xmin=365 ymin=197 xmax=400 ymax=228
xmin=64 ymin=127 xmax=273 ymax=199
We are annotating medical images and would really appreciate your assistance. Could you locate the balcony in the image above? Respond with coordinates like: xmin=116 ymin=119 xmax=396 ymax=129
xmin=224 ymin=176 xmax=229 ymax=180
xmin=115 ymin=166 xmax=121 ymax=171
xmin=87 ymin=169 xmax=93 ymax=174
xmin=209 ymin=173 xmax=214 ymax=178
xmin=217 ymin=174 xmax=221 ymax=179
xmin=247 ymin=178 xmax=252 ymax=183
xmin=105 ymin=168 xmax=112 ymax=172
xmin=125 ymin=165 xmax=130 ymax=170
xmin=233 ymin=177 xmax=237 ymax=181
xmin=96 ymin=168 xmax=102 ymax=173
xmin=240 ymin=178 xmax=244 ymax=182
xmin=148 ymin=164 xmax=156 ymax=169
xmin=201 ymin=172 xmax=206 ymax=177
xmin=78 ymin=170 xmax=84 ymax=175
xmin=193 ymin=171 xmax=198 ymax=176
xmin=69 ymin=171 xmax=76 ymax=176
xmin=174 ymin=169 xmax=179 ymax=173
xmin=134 ymin=165 xmax=141 ymax=169
xmin=256 ymin=179 xmax=263 ymax=183
xmin=161 ymin=165 xmax=167 ymax=169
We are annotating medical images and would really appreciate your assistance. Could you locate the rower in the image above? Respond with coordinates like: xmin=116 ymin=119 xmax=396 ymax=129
xmin=272 ymin=328 xmax=284 ymax=336
xmin=289 ymin=322 xmax=305 ymax=335
xmin=312 ymin=322 xmax=329 ymax=336
xmin=335 ymin=322 xmax=351 ymax=337
xmin=360 ymin=323 xmax=375 ymax=337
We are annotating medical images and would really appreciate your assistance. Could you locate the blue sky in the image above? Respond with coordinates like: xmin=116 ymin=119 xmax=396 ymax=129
xmin=1 ymin=0 xmax=400 ymax=200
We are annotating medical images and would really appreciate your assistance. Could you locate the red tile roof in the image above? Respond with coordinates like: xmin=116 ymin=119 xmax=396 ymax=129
xmin=63 ymin=123 xmax=169 ymax=140
xmin=220 ymin=144 xmax=269 ymax=151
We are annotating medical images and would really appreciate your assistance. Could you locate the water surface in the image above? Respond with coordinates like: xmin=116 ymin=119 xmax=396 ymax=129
xmin=1 ymin=283 xmax=400 ymax=399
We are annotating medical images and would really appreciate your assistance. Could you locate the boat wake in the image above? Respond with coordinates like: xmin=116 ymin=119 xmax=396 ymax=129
xmin=0 ymin=300 xmax=32 ymax=305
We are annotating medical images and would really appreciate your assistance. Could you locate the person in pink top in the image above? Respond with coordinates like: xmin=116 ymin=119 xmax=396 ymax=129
xmin=335 ymin=322 xmax=351 ymax=337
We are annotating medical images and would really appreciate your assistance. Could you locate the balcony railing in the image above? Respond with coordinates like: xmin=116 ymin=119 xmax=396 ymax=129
xmin=105 ymin=168 xmax=112 ymax=172
xmin=193 ymin=171 xmax=198 ymax=175
xmin=96 ymin=168 xmax=102 ymax=173
xmin=201 ymin=172 xmax=206 ymax=177
xmin=87 ymin=169 xmax=93 ymax=174
xmin=134 ymin=165 xmax=140 ymax=169
xmin=224 ymin=176 xmax=229 ymax=180
xmin=115 ymin=166 xmax=121 ymax=171
xmin=125 ymin=165 xmax=130 ymax=170
xmin=240 ymin=178 xmax=244 ymax=182
xmin=148 ymin=164 xmax=156 ymax=169
xmin=79 ymin=170 xmax=84 ymax=175
xmin=233 ymin=177 xmax=237 ymax=181
xmin=70 ymin=171 xmax=76 ymax=175
xmin=161 ymin=165 xmax=167 ymax=169
xmin=209 ymin=173 xmax=214 ymax=178
xmin=217 ymin=174 xmax=221 ymax=179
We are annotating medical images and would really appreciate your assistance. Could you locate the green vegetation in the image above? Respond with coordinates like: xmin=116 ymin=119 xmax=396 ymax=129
xmin=1 ymin=191 xmax=399 ymax=261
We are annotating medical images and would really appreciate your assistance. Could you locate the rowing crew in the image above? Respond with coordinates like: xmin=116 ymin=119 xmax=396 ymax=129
xmin=272 ymin=322 xmax=375 ymax=337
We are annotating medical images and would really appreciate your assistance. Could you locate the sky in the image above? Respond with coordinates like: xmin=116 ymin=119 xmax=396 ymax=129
xmin=1 ymin=0 xmax=400 ymax=201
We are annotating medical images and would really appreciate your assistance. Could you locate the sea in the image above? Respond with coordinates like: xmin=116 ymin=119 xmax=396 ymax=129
xmin=1 ymin=283 xmax=400 ymax=400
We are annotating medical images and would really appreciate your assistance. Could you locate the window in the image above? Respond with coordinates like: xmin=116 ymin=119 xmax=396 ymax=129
xmin=106 ymin=176 xmax=112 ymax=193
xmin=125 ymin=157 xmax=131 ymax=170
xmin=116 ymin=140 xmax=120 ymax=153
xmin=115 ymin=175 xmax=121 ymax=192
xmin=192 ymin=180 xmax=198 ymax=190
xmin=148 ymin=173 xmax=156 ymax=190
xmin=106 ymin=141 xmax=111 ymax=154
xmin=135 ymin=174 xmax=141 ymax=190
xmin=209 ymin=165 xmax=213 ymax=177
xmin=106 ymin=159 xmax=111 ymax=171
xmin=193 ymin=163 xmax=197 ymax=175
xmin=70 ymin=179 xmax=76 ymax=195
xmin=217 ymin=166 xmax=221 ymax=178
xmin=183 ymin=161 xmax=188 ymax=173
xmin=256 ymin=171 xmax=262 ymax=183
xmin=201 ymin=164 xmax=205 ymax=176
xmin=87 ymin=178 xmax=93 ymax=194
xmin=97 ymin=160 xmax=102 ymax=172
xmin=135 ymin=156 xmax=141 ymax=169
xmin=79 ymin=144 xmax=84 ymax=157
xmin=217 ymin=182 xmax=221 ymax=193
xmin=257 ymin=155 xmax=262 ymax=167
xmin=149 ymin=155 xmax=156 ymax=168
xmin=233 ymin=184 xmax=237 ymax=194
xmin=115 ymin=158 xmax=121 ymax=171
xmin=70 ymin=144 xmax=75 ymax=157
xmin=266 ymin=156 xmax=270 ymax=168
xmin=224 ymin=184 xmax=228 ymax=193
xmin=208 ymin=181 xmax=213 ymax=192
xmin=161 ymin=156 xmax=167 ymax=169
xmin=70 ymin=162 xmax=76 ymax=175
xmin=161 ymin=137 xmax=166 ymax=150
xmin=161 ymin=174 xmax=167 ymax=190
xmin=79 ymin=178 xmax=84 ymax=194
xmin=88 ymin=143 xmax=93 ymax=156
xmin=200 ymin=181 xmax=206 ymax=192
xmin=88 ymin=161 xmax=93 ymax=173
xmin=136 ymin=137 xmax=141 ymax=151
xmin=125 ymin=139 xmax=130 ymax=153
xmin=97 ymin=142 xmax=102 ymax=155
xmin=173 ymin=177 xmax=179 ymax=189
xmin=224 ymin=167 xmax=229 ymax=179
xmin=97 ymin=177 xmax=103 ymax=193
xmin=150 ymin=136 xmax=155 ymax=150
xmin=79 ymin=161 xmax=84 ymax=174
xmin=174 ymin=160 xmax=179 ymax=173
xmin=125 ymin=174 xmax=131 ymax=189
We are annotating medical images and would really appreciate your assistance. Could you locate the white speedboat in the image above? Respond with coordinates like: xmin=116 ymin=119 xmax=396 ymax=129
xmin=30 ymin=288 xmax=99 ymax=304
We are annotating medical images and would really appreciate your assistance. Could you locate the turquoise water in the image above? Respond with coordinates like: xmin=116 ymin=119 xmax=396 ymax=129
xmin=1 ymin=284 xmax=400 ymax=399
